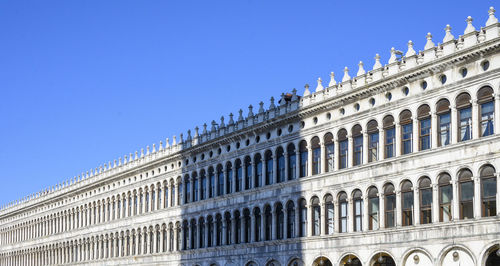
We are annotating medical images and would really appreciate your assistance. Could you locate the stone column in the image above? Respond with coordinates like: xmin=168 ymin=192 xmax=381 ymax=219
xmin=431 ymin=111 xmax=438 ymax=149
xmin=284 ymin=152 xmax=289 ymax=181
xmin=497 ymin=173 xmax=500 ymax=216
xmin=378 ymin=127 xmax=385 ymax=160
xmin=334 ymin=136 xmax=339 ymax=171
xmin=231 ymin=217 xmax=237 ymax=244
xmin=295 ymin=150 xmax=301 ymax=178
xmin=232 ymin=164 xmax=237 ymax=193
xmin=166 ymin=229 xmax=171 ymax=252
xmin=395 ymin=124 xmax=402 ymax=156
xmin=413 ymin=118 xmax=419 ymax=152
xmin=204 ymin=221 xmax=209 ymax=247
xmin=241 ymin=214 xmax=246 ymax=243
xmin=472 ymin=99 xmax=479 ymax=139
xmin=334 ymin=200 xmax=340 ymax=233
xmin=495 ymin=93 xmax=500 ymax=134
xmin=452 ymin=179 xmax=459 ymax=220
xmin=190 ymin=176 xmax=195 ymax=202
xmin=347 ymin=134 xmax=353 ymax=168
xmin=272 ymin=209 xmax=278 ymax=240
xmin=474 ymin=176 xmax=481 ymax=218
xmin=432 ymin=184 xmax=439 ymax=223
xmin=451 ymin=105 xmax=458 ymax=144
xmin=118 ymin=236 xmax=123 ymax=257
xmin=223 ymin=168 xmax=228 ymax=195
xmin=362 ymin=131 xmax=368 ymax=164
xmin=347 ymin=198 xmax=353 ymax=232
xmin=262 ymin=154 xmax=268 ymax=185
xmin=212 ymin=219 xmax=217 ymax=246
xmin=260 ymin=211 xmax=265 ymax=240
xmin=283 ymin=210 xmax=288 ymax=239
xmin=250 ymin=212 xmax=256 ymax=242
xmin=272 ymin=155 xmax=278 ymax=184
xmin=307 ymin=147 xmax=313 ymax=176
xmin=243 ymin=163 xmax=249 ymax=190
xmin=363 ymin=195 xmax=369 ymax=231
xmin=414 ymin=188 xmax=420 ymax=225
xmin=222 ymin=219 xmax=227 ymax=245
xmin=396 ymin=190 xmax=402 ymax=226
xmin=175 ymin=182 xmax=180 ymax=206
xmin=295 ymin=206 xmax=300 ymax=238
xmin=153 ymin=230 xmax=158 ymax=253
xmin=320 ymin=143 xmax=326 ymax=173
xmin=320 ymin=203 xmax=326 ymax=236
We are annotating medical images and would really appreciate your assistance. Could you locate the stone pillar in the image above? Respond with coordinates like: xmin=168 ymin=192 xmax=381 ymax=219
xmin=231 ymin=217 xmax=237 ymax=244
xmin=260 ymin=211 xmax=265 ymax=240
xmin=283 ymin=210 xmax=288 ymax=239
xmin=395 ymin=124 xmax=402 ymax=156
xmin=452 ymin=180 xmax=459 ymax=220
xmin=396 ymin=190 xmax=402 ymax=226
xmin=295 ymin=150 xmax=301 ymax=178
xmin=284 ymin=152 xmax=289 ymax=182
xmin=223 ymin=168 xmax=228 ymax=196
xmin=175 ymin=182 xmax=180 ymax=206
xmin=362 ymin=131 xmax=368 ymax=164
xmin=432 ymin=184 xmax=439 ymax=223
xmin=272 ymin=155 xmax=278 ymax=184
xmin=272 ymin=209 xmax=278 ymax=240
xmin=153 ymin=230 xmax=158 ymax=253
xmin=243 ymin=163 xmax=249 ymax=190
xmin=221 ymin=219 xmax=227 ymax=245
xmin=295 ymin=206 xmax=300 ymax=238
xmin=118 ymin=236 xmax=123 ymax=257
xmin=307 ymin=147 xmax=313 ymax=176
xmin=212 ymin=219 xmax=217 ymax=246
xmin=413 ymin=118 xmax=419 ymax=152
xmin=472 ymin=99 xmax=479 ymax=139
xmin=347 ymin=198 xmax=353 ymax=232
xmin=204 ymin=221 xmax=209 ymax=247
xmin=431 ymin=112 xmax=438 ymax=149
xmin=232 ymin=165 xmax=237 ymax=193
xmin=334 ymin=200 xmax=340 ymax=233
xmin=166 ymin=229 xmax=171 ymax=252
xmin=495 ymin=94 xmax=500 ymax=134
xmin=334 ymin=137 xmax=339 ymax=171
xmin=320 ymin=143 xmax=326 ymax=173
xmin=474 ymin=176 xmax=481 ymax=218
xmin=497 ymin=173 xmax=500 ymax=216
xmin=414 ymin=188 xmax=420 ymax=225
xmin=262 ymin=154 xmax=268 ymax=185
xmin=190 ymin=176 xmax=195 ymax=203
xmin=451 ymin=105 xmax=458 ymax=144
xmin=250 ymin=212 xmax=256 ymax=242
xmin=363 ymin=196 xmax=369 ymax=231
xmin=347 ymin=134 xmax=353 ymax=168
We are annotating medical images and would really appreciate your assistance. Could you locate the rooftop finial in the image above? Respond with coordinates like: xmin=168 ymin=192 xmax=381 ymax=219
xmin=389 ymin=47 xmax=397 ymax=63
xmin=443 ymin=24 xmax=454 ymax=42
xmin=194 ymin=126 xmax=200 ymax=136
xmin=172 ymin=136 xmax=177 ymax=145
xmin=424 ymin=32 xmax=435 ymax=50
xmin=357 ymin=61 xmax=365 ymax=76
xmin=269 ymin=97 xmax=276 ymax=109
xmin=405 ymin=40 xmax=416 ymax=57
xmin=464 ymin=16 xmax=475 ymax=34
xmin=342 ymin=67 xmax=350 ymax=82
xmin=373 ymin=54 xmax=382 ymax=69
xmin=291 ymin=88 xmax=298 ymax=101
xmin=315 ymin=77 xmax=324 ymax=92
xmin=238 ymin=109 xmax=244 ymax=121
xmin=248 ymin=105 xmax=254 ymax=117
xmin=303 ymin=84 xmax=311 ymax=96
xmin=258 ymin=101 xmax=265 ymax=113
xmin=486 ymin=7 xmax=498 ymax=26
xmin=328 ymin=72 xmax=336 ymax=86
xmin=210 ymin=121 xmax=217 ymax=132
xmin=202 ymin=123 xmax=207 ymax=134
xmin=228 ymin=113 xmax=234 ymax=125
xmin=220 ymin=116 xmax=225 ymax=127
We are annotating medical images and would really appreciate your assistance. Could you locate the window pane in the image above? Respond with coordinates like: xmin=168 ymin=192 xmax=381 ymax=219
xmin=460 ymin=182 xmax=474 ymax=201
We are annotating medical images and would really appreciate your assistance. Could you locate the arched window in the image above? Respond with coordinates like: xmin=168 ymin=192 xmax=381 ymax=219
xmin=264 ymin=205 xmax=272 ymax=241
xmin=182 ymin=221 xmax=189 ymax=250
xmin=198 ymin=218 xmax=205 ymax=248
xmin=341 ymin=254 xmax=362 ymax=266
xmin=311 ymin=137 xmax=321 ymax=175
xmin=368 ymin=186 xmax=379 ymax=230
xmin=338 ymin=129 xmax=348 ymax=169
xmin=419 ymin=177 xmax=432 ymax=224
xmin=324 ymin=194 xmax=334 ymax=235
xmin=298 ymin=199 xmax=307 ymax=237
xmin=235 ymin=159 xmax=243 ymax=192
xmin=207 ymin=216 xmax=213 ymax=247
xmin=288 ymin=258 xmax=304 ymax=266
xmin=313 ymin=256 xmax=332 ymax=266
xmin=138 ymin=190 xmax=143 ymax=214
xmin=459 ymin=169 xmax=474 ymax=219
xmin=485 ymin=245 xmax=500 ymax=266
xmin=208 ymin=167 xmax=215 ymax=198
xmin=217 ymin=165 xmax=224 ymax=196
xmin=254 ymin=208 xmax=262 ymax=242
xmin=352 ymin=125 xmax=363 ymax=166
xmin=367 ymin=120 xmax=379 ymax=162
xmin=276 ymin=203 xmax=284 ymax=240
xmin=243 ymin=209 xmax=251 ymax=243
xmin=299 ymin=140 xmax=308 ymax=177
xmin=353 ymin=190 xmax=363 ymax=231
xmin=200 ymin=170 xmax=206 ymax=200
xmin=266 ymin=260 xmax=281 ymax=266
xmin=170 ymin=180 xmax=175 ymax=207
xmin=338 ymin=192 xmax=348 ymax=233
xmin=224 ymin=212 xmax=231 ymax=245
xmin=384 ymin=183 xmax=396 ymax=228
xmin=456 ymin=92 xmax=472 ymax=142
xmin=324 ymin=133 xmax=334 ymax=172
xmin=372 ymin=253 xmax=396 ymax=266
xmin=480 ymin=165 xmax=497 ymax=217
xmin=286 ymin=201 xmax=295 ymax=238
xmin=193 ymin=172 xmax=199 ymax=202
xmin=226 ymin=162 xmax=233 ymax=194
xmin=215 ymin=214 xmax=222 ymax=246
xmin=234 ymin=211 xmax=241 ymax=244
xmin=244 ymin=156 xmax=252 ymax=190
xmin=383 ymin=115 xmax=395 ymax=158
xmin=311 ymin=197 xmax=320 ymax=236
xmin=438 ymin=173 xmax=452 ymax=222
xmin=401 ymin=180 xmax=414 ymax=226
xmin=436 ymin=99 xmax=451 ymax=146
xmin=177 ymin=178 xmax=182 ymax=206
xmin=418 ymin=104 xmax=431 ymax=150
xmin=399 ymin=110 xmax=413 ymax=154
xmin=185 ymin=175 xmax=191 ymax=204
xmin=277 ymin=147 xmax=285 ymax=183
xmin=254 ymin=154 xmax=263 ymax=188
xmin=478 ymin=86 xmax=495 ymax=137
xmin=287 ymin=144 xmax=297 ymax=180
xmin=265 ymin=150 xmax=273 ymax=185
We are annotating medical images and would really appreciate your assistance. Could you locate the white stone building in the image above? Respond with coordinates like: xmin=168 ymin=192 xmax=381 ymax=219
xmin=1 ymin=7 xmax=500 ymax=266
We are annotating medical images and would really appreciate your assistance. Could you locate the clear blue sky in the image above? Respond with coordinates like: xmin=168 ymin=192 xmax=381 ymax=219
xmin=0 ymin=0 xmax=495 ymax=206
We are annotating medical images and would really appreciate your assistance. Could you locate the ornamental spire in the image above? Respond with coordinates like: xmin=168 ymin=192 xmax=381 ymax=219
xmin=315 ymin=77 xmax=324 ymax=92
xmin=443 ymin=24 xmax=454 ymax=42
xmin=357 ymin=61 xmax=365 ymax=76
xmin=424 ymin=32 xmax=435 ymax=50
xmin=405 ymin=40 xmax=416 ymax=57
xmin=388 ymin=47 xmax=397 ymax=63
xmin=486 ymin=7 xmax=498 ymax=26
xmin=303 ymin=84 xmax=310 ymax=96
xmin=328 ymin=72 xmax=336 ymax=86
xmin=464 ymin=16 xmax=475 ymax=34
xmin=342 ymin=67 xmax=350 ymax=82
xmin=373 ymin=54 xmax=382 ymax=69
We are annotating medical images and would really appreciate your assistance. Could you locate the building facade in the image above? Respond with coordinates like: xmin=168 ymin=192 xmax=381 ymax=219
xmin=2 ymin=7 xmax=500 ymax=266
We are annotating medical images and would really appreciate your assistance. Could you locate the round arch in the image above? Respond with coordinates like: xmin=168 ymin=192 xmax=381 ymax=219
xmin=401 ymin=247 xmax=433 ymax=266
xmin=438 ymin=244 xmax=475 ymax=266
xmin=312 ymin=256 xmax=332 ymax=266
